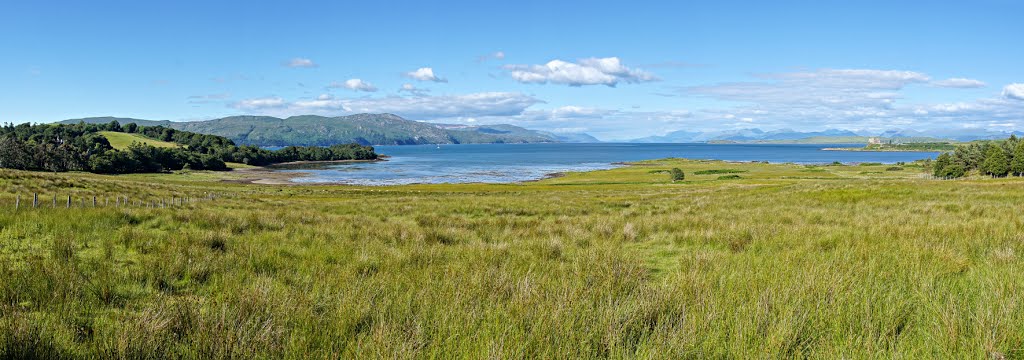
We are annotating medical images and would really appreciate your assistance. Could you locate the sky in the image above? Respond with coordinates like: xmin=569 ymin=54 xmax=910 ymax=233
xmin=2 ymin=0 xmax=1023 ymax=140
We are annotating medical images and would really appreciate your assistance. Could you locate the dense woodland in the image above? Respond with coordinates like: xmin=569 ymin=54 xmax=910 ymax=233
xmin=0 ymin=121 xmax=377 ymax=174
xmin=933 ymin=135 xmax=1024 ymax=178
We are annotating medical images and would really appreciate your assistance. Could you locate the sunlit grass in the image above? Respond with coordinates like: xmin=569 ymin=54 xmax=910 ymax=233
xmin=2 ymin=159 xmax=1023 ymax=358
xmin=99 ymin=131 xmax=180 ymax=150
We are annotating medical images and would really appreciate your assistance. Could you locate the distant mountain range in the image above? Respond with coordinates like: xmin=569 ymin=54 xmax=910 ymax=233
xmin=57 ymin=115 xmax=1024 ymax=146
xmin=628 ymin=127 xmax=1024 ymax=144
xmin=60 ymin=114 xmax=575 ymax=146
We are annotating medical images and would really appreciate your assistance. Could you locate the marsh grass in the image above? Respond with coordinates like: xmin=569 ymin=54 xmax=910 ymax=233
xmin=2 ymin=159 xmax=1024 ymax=358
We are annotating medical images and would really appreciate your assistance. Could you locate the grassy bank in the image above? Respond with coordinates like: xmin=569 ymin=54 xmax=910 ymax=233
xmin=2 ymin=159 xmax=1023 ymax=358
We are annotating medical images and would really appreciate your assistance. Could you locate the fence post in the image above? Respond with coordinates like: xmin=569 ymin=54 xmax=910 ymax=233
xmin=67 ymin=195 xmax=71 ymax=209
xmin=33 ymin=193 xmax=38 ymax=208
xmin=15 ymin=195 xmax=19 ymax=210
xmin=52 ymin=195 xmax=56 ymax=208
xmin=93 ymin=196 xmax=96 ymax=207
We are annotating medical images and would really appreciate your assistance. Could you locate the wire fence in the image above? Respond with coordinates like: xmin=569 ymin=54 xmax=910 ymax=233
xmin=6 ymin=192 xmax=221 ymax=211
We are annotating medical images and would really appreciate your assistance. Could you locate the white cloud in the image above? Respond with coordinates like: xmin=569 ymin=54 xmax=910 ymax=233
xmin=332 ymin=78 xmax=377 ymax=92
xmin=231 ymin=97 xmax=286 ymax=110
xmin=932 ymin=78 xmax=987 ymax=88
xmin=405 ymin=67 xmax=447 ymax=82
xmin=551 ymin=106 xmax=605 ymax=118
xmin=284 ymin=58 xmax=317 ymax=68
xmin=398 ymin=83 xmax=429 ymax=96
xmin=1003 ymin=83 xmax=1024 ymax=100
xmin=505 ymin=57 xmax=658 ymax=87
xmin=478 ymin=51 xmax=506 ymax=62
xmin=187 ymin=93 xmax=231 ymax=104
xmin=687 ymin=68 xmax=930 ymax=108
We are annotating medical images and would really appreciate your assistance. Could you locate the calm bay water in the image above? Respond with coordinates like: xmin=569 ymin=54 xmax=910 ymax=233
xmin=279 ymin=143 xmax=940 ymax=185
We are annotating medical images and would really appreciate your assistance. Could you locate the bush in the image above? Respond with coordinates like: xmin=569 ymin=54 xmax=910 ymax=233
xmin=670 ymin=168 xmax=685 ymax=182
xmin=717 ymin=175 xmax=742 ymax=180
xmin=936 ymin=164 xmax=966 ymax=179
xmin=886 ymin=167 xmax=903 ymax=171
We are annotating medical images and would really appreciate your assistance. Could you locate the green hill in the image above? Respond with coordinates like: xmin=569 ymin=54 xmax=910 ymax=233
xmin=62 ymin=114 xmax=560 ymax=146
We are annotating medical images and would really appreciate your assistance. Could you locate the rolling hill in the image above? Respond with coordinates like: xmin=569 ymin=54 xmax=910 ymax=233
xmin=62 ymin=114 xmax=566 ymax=146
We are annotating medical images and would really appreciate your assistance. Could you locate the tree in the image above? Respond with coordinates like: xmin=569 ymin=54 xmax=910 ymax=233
xmin=124 ymin=123 xmax=138 ymax=133
xmin=670 ymin=168 xmax=685 ymax=182
xmin=982 ymin=146 xmax=1010 ymax=177
xmin=1011 ymin=141 xmax=1024 ymax=176
xmin=933 ymin=153 xmax=952 ymax=178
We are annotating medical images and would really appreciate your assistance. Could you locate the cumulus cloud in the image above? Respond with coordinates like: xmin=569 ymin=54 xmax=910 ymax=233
xmin=1003 ymin=83 xmax=1024 ymax=100
xmin=330 ymin=78 xmax=377 ymax=92
xmin=405 ymin=67 xmax=447 ymax=82
xmin=229 ymin=92 xmax=540 ymax=119
xmin=283 ymin=58 xmax=317 ymax=68
xmin=932 ymin=78 xmax=987 ymax=88
xmin=505 ymin=57 xmax=658 ymax=87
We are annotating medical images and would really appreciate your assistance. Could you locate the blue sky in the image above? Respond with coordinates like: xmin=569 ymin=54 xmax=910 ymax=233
xmin=2 ymin=0 xmax=1023 ymax=140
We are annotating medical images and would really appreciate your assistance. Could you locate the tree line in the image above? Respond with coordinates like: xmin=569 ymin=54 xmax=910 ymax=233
xmin=0 ymin=121 xmax=377 ymax=174
xmin=932 ymin=135 xmax=1024 ymax=178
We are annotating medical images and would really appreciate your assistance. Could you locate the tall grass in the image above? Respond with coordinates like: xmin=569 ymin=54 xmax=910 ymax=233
xmin=2 ymin=160 xmax=1024 ymax=358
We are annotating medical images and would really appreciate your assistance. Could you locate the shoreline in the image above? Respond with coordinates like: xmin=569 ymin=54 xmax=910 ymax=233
xmin=821 ymin=147 xmax=945 ymax=152
xmin=263 ymin=156 xmax=389 ymax=168
xmin=225 ymin=156 xmax=388 ymax=185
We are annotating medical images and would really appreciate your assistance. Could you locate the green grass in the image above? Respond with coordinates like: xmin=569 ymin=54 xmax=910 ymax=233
xmin=99 ymin=131 xmax=180 ymax=150
xmin=2 ymin=159 xmax=1024 ymax=358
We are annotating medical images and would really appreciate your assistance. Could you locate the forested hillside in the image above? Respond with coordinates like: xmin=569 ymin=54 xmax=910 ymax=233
xmin=0 ymin=121 xmax=376 ymax=174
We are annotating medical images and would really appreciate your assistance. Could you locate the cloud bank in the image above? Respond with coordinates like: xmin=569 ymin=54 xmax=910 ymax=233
xmin=932 ymin=78 xmax=987 ymax=88
xmin=231 ymin=92 xmax=540 ymax=119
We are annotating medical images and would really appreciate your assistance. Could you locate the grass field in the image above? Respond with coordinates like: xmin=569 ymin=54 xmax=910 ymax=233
xmin=2 ymin=159 xmax=1024 ymax=358
xmin=99 ymin=131 xmax=180 ymax=150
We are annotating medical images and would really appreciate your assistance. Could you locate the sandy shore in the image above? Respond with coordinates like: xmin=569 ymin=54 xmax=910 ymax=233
xmin=224 ymin=157 xmax=387 ymax=185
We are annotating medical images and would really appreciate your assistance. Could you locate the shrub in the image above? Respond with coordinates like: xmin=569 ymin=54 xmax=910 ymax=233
xmin=670 ymin=168 xmax=685 ymax=182
xmin=937 ymin=164 xmax=966 ymax=179
xmin=717 ymin=175 xmax=742 ymax=180
xmin=886 ymin=167 xmax=903 ymax=171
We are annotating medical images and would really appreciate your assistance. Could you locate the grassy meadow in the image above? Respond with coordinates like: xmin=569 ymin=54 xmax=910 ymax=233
xmin=3 ymin=159 xmax=1024 ymax=358
xmin=98 ymin=131 xmax=180 ymax=150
